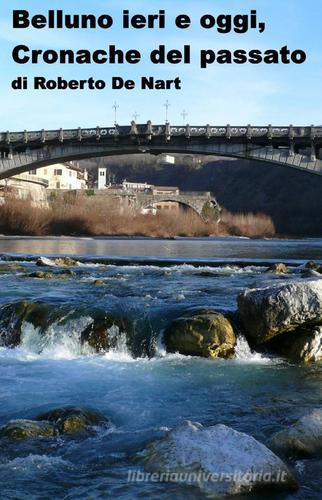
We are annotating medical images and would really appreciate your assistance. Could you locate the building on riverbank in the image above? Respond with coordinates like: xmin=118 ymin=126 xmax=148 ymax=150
xmin=0 ymin=162 xmax=88 ymax=206
xmin=30 ymin=162 xmax=88 ymax=190
xmin=0 ymin=172 xmax=48 ymax=206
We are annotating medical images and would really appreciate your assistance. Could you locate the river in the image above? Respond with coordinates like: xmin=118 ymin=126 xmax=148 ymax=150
xmin=0 ymin=236 xmax=322 ymax=499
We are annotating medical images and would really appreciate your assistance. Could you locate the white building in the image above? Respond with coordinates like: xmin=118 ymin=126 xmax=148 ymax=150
xmin=122 ymin=180 xmax=152 ymax=192
xmin=0 ymin=172 xmax=48 ymax=206
xmin=157 ymin=154 xmax=176 ymax=165
xmin=28 ymin=162 xmax=88 ymax=190
xmin=98 ymin=167 xmax=107 ymax=190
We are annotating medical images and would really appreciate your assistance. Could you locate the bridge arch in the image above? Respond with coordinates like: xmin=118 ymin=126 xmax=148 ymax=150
xmin=1 ymin=123 xmax=322 ymax=180
xmin=140 ymin=197 xmax=207 ymax=219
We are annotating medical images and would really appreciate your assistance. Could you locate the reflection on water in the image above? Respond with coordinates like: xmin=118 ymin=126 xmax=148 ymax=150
xmin=1 ymin=235 xmax=322 ymax=261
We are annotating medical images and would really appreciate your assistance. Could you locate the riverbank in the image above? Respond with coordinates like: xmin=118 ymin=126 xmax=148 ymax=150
xmin=0 ymin=196 xmax=275 ymax=238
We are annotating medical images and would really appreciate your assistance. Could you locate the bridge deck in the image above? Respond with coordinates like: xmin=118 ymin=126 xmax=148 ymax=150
xmin=1 ymin=123 xmax=322 ymax=179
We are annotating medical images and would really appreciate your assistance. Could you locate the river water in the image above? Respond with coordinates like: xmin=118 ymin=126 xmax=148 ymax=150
xmin=0 ymin=236 xmax=322 ymax=499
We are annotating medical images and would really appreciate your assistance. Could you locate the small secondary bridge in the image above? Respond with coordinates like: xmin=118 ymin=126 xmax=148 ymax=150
xmin=93 ymin=189 xmax=219 ymax=219
xmin=137 ymin=192 xmax=216 ymax=217
xmin=1 ymin=123 xmax=322 ymax=180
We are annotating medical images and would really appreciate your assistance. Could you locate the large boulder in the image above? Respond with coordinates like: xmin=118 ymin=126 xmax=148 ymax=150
xmin=270 ymin=409 xmax=322 ymax=457
xmin=36 ymin=406 xmax=108 ymax=434
xmin=164 ymin=312 xmax=236 ymax=359
xmin=0 ymin=301 xmax=74 ymax=347
xmin=0 ymin=420 xmax=54 ymax=440
xmin=238 ymin=279 xmax=322 ymax=345
xmin=143 ymin=421 xmax=297 ymax=495
xmin=267 ymin=326 xmax=322 ymax=363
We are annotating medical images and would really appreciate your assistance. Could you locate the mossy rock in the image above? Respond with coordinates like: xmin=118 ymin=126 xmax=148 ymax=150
xmin=267 ymin=263 xmax=289 ymax=274
xmin=36 ymin=406 xmax=108 ymax=434
xmin=0 ymin=301 xmax=32 ymax=347
xmin=0 ymin=263 xmax=26 ymax=273
xmin=81 ymin=317 xmax=113 ymax=352
xmin=28 ymin=271 xmax=55 ymax=279
xmin=0 ymin=420 xmax=54 ymax=440
xmin=80 ymin=314 xmax=131 ymax=353
xmin=22 ymin=302 xmax=58 ymax=331
xmin=28 ymin=270 xmax=75 ymax=279
xmin=0 ymin=300 xmax=73 ymax=347
xmin=54 ymin=257 xmax=78 ymax=267
xmin=164 ymin=312 xmax=236 ymax=359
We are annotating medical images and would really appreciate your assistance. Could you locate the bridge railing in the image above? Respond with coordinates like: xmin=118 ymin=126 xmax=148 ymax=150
xmin=1 ymin=125 xmax=322 ymax=145
xmin=179 ymin=191 xmax=212 ymax=197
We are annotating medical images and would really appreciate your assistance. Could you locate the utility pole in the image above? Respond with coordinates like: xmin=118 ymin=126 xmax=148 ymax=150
xmin=164 ymin=100 xmax=170 ymax=123
xmin=181 ymin=109 xmax=188 ymax=125
xmin=112 ymin=101 xmax=119 ymax=125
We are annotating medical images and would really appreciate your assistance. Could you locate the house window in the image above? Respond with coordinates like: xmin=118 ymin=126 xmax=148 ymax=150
xmin=44 ymin=169 xmax=47 ymax=175
xmin=54 ymin=169 xmax=62 ymax=176
xmin=29 ymin=169 xmax=37 ymax=175
xmin=100 ymin=171 xmax=105 ymax=176
xmin=56 ymin=181 xmax=60 ymax=189
xmin=69 ymin=171 xmax=72 ymax=177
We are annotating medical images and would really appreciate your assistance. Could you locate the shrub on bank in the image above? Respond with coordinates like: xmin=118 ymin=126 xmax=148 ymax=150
xmin=0 ymin=196 xmax=275 ymax=238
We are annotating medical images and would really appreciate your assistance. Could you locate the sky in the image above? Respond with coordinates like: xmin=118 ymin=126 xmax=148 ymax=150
xmin=0 ymin=0 xmax=321 ymax=130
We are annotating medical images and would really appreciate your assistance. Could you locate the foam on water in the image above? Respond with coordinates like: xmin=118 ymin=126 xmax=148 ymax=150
xmin=102 ymin=324 xmax=134 ymax=362
xmin=18 ymin=316 xmax=95 ymax=360
xmin=234 ymin=335 xmax=275 ymax=364
xmin=0 ymin=455 xmax=73 ymax=472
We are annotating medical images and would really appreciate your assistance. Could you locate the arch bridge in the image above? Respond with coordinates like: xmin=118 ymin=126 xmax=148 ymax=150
xmin=91 ymin=188 xmax=219 ymax=220
xmin=1 ymin=122 xmax=322 ymax=180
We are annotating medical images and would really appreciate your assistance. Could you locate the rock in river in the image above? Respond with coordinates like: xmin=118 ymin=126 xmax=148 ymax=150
xmin=238 ymin=279 xmax=322 ymax=345
xmin=28 ymin=271 xmax=55 ymax=279
xmin=267 ymin=263 xmax=289 ymax=274
xmin=37 ymin=256 xmax=78 ymax=267
xmin=0 ymin=263 xmax=26 ymax=273
xmin=164 ymin=311 xmax=236 ymax=359
xmin=0 ymin=300 xmax=73 ymax=348
xmin=143 ymin=421 xmax=297 ymax=495
xmin=36 ymin=406 xmax=108 ymax=434
xmin=0 ymin=301 xmax=33 ymax=347
xmin=270 ymin=409 xmax=322 ymax=457
xmin=0 ymin=407 xmax=109 ymax=440
xmin=267 ymin=326 xmax=322 ymax=363
xmin=0 ymin=420 xmax=54 ymax=440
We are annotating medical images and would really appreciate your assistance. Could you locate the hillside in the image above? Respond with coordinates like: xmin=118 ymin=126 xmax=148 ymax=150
xmin=80 ymin=155 xmax=322 ymax=236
